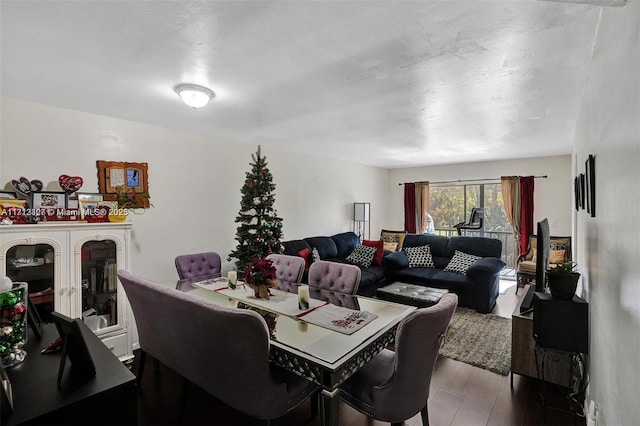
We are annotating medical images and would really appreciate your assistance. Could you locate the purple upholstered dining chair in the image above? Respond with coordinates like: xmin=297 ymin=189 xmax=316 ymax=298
xmin=266 ymin=253 xmax=305 ymax=293
xmin=307 ymin=260 xmax=361 ymax=295
xmin=339 ymin=293 xmax=458 ymax=426
xmin=174 ymin=252 xmax=221 ymax=279
xmin=117 ymin=269 xmax=319 ymax=424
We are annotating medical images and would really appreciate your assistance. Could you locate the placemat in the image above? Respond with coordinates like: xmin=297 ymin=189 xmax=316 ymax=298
xmin=196 ymin=283 xmax=326 ymax=317
xmin=299 ymin=304 xmax=378 ymax=335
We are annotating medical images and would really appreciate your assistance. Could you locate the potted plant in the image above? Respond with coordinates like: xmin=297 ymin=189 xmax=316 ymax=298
xmin=546 ymin=261 xmax=580 ymax=300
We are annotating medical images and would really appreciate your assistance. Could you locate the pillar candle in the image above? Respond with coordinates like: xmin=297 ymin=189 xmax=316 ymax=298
xmin=298 ymin=285 xmax=310 ymax=310
xmin=227 ymin=271 xmax=237 ymax=289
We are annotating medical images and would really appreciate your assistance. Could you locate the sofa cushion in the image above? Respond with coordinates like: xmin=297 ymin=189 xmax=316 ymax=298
xmin=331 ymin=232 xmax=360 ymax=258
xmin=304 ymin=236 xmax=338 ymax=260
xmin=444 ymin=250 xmax=481 ymax=275
xmin=346 ymin=245 xmax=376 ymax=268
xmin=384 ymin=251 xmax=409 ymax=269
xmin=362 ymin=239 xmax=384 ymax=265
xmin=403 ymin=245 xmax=435 ymax=268
xmin=447 ymin=236 xmax=502 ymax=258
xmin=282 ymin=239 xmax=312 ymax=257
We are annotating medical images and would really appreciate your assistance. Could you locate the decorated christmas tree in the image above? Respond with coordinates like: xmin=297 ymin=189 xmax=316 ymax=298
xmin=229 ymin=146 xmax=283 ymax=271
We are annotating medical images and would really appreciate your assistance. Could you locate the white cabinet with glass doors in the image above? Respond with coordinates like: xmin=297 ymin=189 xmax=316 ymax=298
xmin=0 ymin=222 xmax=133 ymax=362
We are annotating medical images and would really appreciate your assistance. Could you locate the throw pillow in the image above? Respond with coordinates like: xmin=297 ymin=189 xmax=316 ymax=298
xmin=444 ymin=250 xmax=481 ymax=275
xmin=362 ymin=239 xmax=384 ymax=265
xmin=549 ymin=249 xmax=565 ymax=264
xmin=380 ymin=229 xmax=408 ymax=251
xmin=383 ymin=242 xmax=398 ymax=251
xmin=312 ymin=247 xmax=321 ymax=263
xmin=297 ymin=247 xmax=312 ymax=269
xmin=403 ymin=245 xmax=435 ymax=268
xmin=346 ymin=244 xmax=377 ymax=268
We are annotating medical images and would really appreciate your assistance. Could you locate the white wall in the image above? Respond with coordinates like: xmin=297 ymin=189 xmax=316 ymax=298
xmin=0 ymin=98 xmax=388 ymax=282
xmin=572 ymin=2 xmax=640 ymax=424
xmin=387 ymin=156 xmax=572 ymax=235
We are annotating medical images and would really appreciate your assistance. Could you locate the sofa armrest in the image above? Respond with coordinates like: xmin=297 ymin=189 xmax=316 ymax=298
xmin=466 ymin=257 xmax=505 ymax=279
xmin=383 ymin=251 xmax=409 ymax=269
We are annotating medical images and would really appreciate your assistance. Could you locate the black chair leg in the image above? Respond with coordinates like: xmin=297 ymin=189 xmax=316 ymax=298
xmin=153 ymin=358 xmax=161 ymax=371
xmin=420 ymin=405 xmax=430 ymax=426
xmin=266 ymin=417 xmax=279 ymax=426
xmin=136 ymin=350 xmax=147 ymax=385
xmin=177 ymin=377 xmax=190 ymax=425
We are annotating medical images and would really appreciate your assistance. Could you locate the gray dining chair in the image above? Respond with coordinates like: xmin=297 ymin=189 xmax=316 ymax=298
xmin=339 ymin=293 xmax=458 ymax=426
xmin=307 ymin=260 xmax=361 ymax=295
xmin=266 ymin=253 xmax=305 ymax=293
xmin=174 ymin=252 xmax=221 ymax=279
xmin=117 ymin=269 xmax=320 ymax=425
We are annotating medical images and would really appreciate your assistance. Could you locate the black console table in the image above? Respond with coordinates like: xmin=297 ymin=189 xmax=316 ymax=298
xmin=5 ymin=322 xmax=136 ymax=425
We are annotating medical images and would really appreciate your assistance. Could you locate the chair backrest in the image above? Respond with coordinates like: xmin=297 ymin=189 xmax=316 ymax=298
xmin=174 ymin=252 xmax=221 ymax=279
xmin=521 ymin=235 xmax=572 ymax=265
xmin=117 ymin=269 xmax=291 ymax=419
xmin=266 ymin=254 xmax=305 ymax=293
xmin=307 ymin=260 xmax=361 ymax=294
xmin=372 ymin=293 xmax=458 ymax=420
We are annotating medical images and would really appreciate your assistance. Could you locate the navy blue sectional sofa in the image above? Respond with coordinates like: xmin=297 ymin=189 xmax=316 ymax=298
xmin=384 ymin=234 xmax=505 ymax=313
xmin=282 ymin=232 xmax=387 ymax=297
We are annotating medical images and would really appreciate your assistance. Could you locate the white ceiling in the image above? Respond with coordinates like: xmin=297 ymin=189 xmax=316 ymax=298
xmin=0 ymin=1 xmax=614 ymax=168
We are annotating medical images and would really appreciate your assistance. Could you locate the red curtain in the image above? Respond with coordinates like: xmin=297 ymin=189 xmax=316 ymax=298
xmin=519 ymin=176 xmax=535 ymax=255
xmin=404 ymin=183 xmax=417 ymax=233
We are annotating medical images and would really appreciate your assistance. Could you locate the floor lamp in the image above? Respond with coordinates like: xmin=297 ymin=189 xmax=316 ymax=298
xmin=353 ymin=202 xmax=370 ymax=241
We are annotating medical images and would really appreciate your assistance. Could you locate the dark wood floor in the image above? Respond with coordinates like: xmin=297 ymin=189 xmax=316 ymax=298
xmin=132 ymin=283 xmax=585 ymax=426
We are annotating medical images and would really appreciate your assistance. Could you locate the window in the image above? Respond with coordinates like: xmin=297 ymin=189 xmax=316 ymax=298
xmin=429 ymin=183 xmax=516 ymax=267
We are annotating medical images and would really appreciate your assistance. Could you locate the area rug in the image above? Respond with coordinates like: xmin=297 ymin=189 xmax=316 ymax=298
xmin=439 ymin=308 xmax=512 ymax=375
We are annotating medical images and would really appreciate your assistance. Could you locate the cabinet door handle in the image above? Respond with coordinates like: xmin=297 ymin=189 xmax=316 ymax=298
xmin=59 ymin=288 xmax=66 ymax=295
xmin=69 ymin=287 xmax=75 ymax=295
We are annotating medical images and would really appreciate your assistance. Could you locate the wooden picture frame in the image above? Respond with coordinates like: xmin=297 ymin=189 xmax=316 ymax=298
xmin=96 ymin=160 xmax=150 ymax=208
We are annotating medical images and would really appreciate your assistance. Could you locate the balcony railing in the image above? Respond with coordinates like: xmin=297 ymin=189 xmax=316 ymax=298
xmin=434 ymin=228 xmax=517 ymax=269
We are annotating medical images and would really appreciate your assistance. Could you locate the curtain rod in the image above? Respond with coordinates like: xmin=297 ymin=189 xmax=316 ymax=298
xmin=398 ymin=175 xmax=548 ymax=186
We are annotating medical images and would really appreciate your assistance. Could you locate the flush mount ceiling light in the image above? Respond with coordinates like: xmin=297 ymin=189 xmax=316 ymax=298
xmin=174 ymin=83 xmax=215 ymax=109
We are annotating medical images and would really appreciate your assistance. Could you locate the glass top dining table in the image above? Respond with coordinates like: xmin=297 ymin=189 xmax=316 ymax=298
xmin=170 ymin=276 xmax=416 ymax=426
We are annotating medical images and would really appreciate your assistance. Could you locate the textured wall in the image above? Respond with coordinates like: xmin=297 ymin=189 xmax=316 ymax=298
xmin=572 ymin=2 xmax=640 ymax=424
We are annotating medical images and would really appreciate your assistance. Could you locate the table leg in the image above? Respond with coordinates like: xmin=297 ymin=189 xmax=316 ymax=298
xmin=320 ymin=388 xmax=340 ymax=426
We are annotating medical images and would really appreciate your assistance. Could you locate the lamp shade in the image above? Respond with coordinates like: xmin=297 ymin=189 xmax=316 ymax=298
xmin=174 ymin=84 xmax=215 ymax=108
xmin=354 ymin=203 xmax=370 ymax=221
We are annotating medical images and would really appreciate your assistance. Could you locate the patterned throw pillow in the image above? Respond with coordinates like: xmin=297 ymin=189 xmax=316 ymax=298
xmin=380 ymin=229 xmax=408 ymax=251
xmin=403 ymin=245 xmax=435 ymax=268
xmin=346 ymin=244 xmax=377 ymax=268
xmin=444 ymin=250 xmax=481 ymax=275
xmin=312 ymin=247 xmax=321 ymax=263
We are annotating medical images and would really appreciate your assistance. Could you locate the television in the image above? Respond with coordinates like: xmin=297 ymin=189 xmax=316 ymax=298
xmin=535 ymin=218 xmax=551 ymax=292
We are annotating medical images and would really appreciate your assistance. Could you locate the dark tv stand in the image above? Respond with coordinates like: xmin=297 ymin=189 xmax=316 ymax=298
xmin=519 ymin=285 xmax=536 ymax=313
xmin=511 ymin=285 xmax=571 ymax=388
xmin=5 ymin=322 xmax=136 ymax=425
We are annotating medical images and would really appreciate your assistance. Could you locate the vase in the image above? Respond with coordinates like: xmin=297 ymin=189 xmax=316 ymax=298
xmin=547 ymin=272 xmax=580 ymax=300
xmin=253 ymin=284 xmax=272 ymax=299
xmin=247 ymin=279 xmax=279 ymax=299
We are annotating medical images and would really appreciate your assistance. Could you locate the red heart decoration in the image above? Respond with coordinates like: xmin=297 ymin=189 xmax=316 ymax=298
xmin=58 ymin=174 xmax=83 ymax=194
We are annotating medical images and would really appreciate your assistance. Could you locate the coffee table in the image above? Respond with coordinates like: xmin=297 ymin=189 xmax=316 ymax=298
xmin=377 ymin=282 xmax=449 ymax=307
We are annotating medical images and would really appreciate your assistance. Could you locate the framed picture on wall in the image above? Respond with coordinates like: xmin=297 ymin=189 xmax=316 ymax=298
xmin=96 ymin=160 xmax=150 ymax=208
xmin=579 ymin=174 xmax=586 ymax=210
xmin=586 ymin=155 xmax=596 ymax=217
